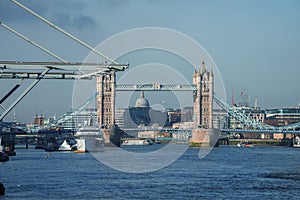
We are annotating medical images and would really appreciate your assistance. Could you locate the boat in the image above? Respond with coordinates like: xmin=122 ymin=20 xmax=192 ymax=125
xmin=0 ymin=152 xmax=9 ymax=162
xmin=58 ymin=140 xmax=72 ymax=151
xmin=0 ymin=142 xmax=9 ymax=162
xmin=73 ymin=139 xmax=85 ymax=153
xmin=73 ymin=115 xmax=104 ymax=153
xmin=293 ymin=136 xmax=300 ymax=148
xmin=237 ymin=141 xmax=254 ymax=148
xmin=121 ymin=138 xmax=153 ymax=146
xmin=45 ymin=142 xmax=56 ymax=152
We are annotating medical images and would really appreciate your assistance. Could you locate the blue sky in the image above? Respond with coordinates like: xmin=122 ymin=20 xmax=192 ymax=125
xmin=0 ymin=0 xmax=300 ymax=122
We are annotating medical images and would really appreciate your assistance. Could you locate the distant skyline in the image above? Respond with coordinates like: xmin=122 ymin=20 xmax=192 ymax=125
xmin=0 ymin=0 xmax=300 ymax=123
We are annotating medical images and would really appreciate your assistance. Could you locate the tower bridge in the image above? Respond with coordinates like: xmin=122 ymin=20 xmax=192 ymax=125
xmin=96 ymin=58 xmax=214 ymax=131
xmin=2 ymin=59 xmax=300 ymax=135
xmin=1 ymin=0 xmax=300 ymax=148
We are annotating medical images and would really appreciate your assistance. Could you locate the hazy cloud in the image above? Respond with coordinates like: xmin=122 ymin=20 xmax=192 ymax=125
xmin=51 ymin=12 xmax=98 ymax=29
xmin=0 ymin=0 xmax=32 ymax=22
xmin=0 ymin=0 xmax=97 ymax=28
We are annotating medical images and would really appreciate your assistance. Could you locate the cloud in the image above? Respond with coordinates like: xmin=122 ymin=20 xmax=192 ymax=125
xmin=92 ymin=0 xmax=129 ymax=8
xmin=51 ymin=12 xmax=99 ymax=29
xmin=0 ymin=0 xmax=32 ymax=22
xmin=74 ymin=15 xmax=98 ymax=28
xmin=0 ymin=0 xmax=98 ymax=28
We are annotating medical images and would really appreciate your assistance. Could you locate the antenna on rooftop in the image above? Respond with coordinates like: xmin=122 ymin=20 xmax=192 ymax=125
xmin=254 ymin=97 xmax=258 ymax=110
xmin=231 ymin=87 xmax=235 ymax=106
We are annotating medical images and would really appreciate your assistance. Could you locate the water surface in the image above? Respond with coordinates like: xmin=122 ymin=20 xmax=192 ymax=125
xmin=1 ymin=145 xmax=300 ymax=199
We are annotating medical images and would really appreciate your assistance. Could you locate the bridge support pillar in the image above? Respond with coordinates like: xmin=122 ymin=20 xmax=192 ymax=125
xmin=190 ymin=129 xmax=220 ymax=147
xmin=101 ymin=126 xmax=122 ymax=147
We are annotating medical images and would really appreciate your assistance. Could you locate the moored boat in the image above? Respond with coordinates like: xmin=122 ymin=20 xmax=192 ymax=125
xmin=73 ymin=138 xmax=86 ymax=153
xmin=0 ymin=144 xmax=9 ymax=162
xmin=45 ymin=142 xmax=56 ymax=152
xmin=74 ymin=115 xmax=104 ymax=153
xmin=293 ymin=136 xmax=300 ymax=148
xmin=121 ymin=138 xmax=153 ymax=146
xmin=0 ymin=152 xmax=9 ymax=162
xmin=58 ymin=140 xmax=72 ymax=151
xmin=237 ymin=141 xmax=254 ymax=148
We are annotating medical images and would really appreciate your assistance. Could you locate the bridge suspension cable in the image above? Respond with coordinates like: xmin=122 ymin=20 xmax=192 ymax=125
xmin=1 ymin=1 xmax=129 ymax=121
xmin=0 ymin=22 xmax=128 ymax=78
xmin=213 ymin=94 xmax=300 ymax=131
xmin=213 ymin=94 xmax=275 ymax=130
xmin=0 ymin=22 xmax=67 ymax=63
xmin=51 ymin=92 xmax=99 ymax=128
xmin=10 ymin=0 xmax=117 ymax=64
xmin=0 ymin=68 xmax=51 ymax=121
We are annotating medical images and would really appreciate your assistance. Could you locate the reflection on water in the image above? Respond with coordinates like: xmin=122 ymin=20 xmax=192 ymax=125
xmin=263 ymin=172 xmax=300 ymax=181
xmin=1 ymin=145 xmax=300 ymax=199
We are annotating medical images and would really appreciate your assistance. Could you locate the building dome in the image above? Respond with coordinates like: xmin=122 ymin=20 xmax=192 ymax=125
xmin=135 ymin=91 xmax=149 ymax=107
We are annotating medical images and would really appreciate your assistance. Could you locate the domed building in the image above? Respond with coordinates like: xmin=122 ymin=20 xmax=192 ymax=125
xmin=130 ymin=91 xmax=151 ymax=126
xmin=135 ymin=91 xmax=150 ymax=108
xmin=115 ymin=91 xmax=168 ymax=129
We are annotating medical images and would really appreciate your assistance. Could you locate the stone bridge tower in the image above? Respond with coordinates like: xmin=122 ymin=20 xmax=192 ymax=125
xmin=97 ymin=72 xmax=120 ymax=146
xmin=193 ymin=58 xmax=214 ymax=129
xmin=96 ymin=72 xmax=116 ymax=128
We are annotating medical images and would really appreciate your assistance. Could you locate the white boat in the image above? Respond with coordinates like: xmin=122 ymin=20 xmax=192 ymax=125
xmin=74 ymin=116 xmax=104 ymax=153
xmin=0 ymin=138 xmax=9 ymax=162
xmin=293 ymin=136 xmax=300 ymax=148
xmin=73 ymin=138 xmax=86 ymax=153
xmin=121 ymin=138 xmax=153 ymax=146
xmin=237 ymin=141 xmax=254 ymax=148
xmin=0 ymin=138 xmax=3 ymax=152
xmin=58 ymin=140 xmax=72 ymax=151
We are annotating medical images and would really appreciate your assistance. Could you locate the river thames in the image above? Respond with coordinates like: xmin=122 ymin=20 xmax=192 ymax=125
xmin=1 ymin=145 xmax=300 ymax=199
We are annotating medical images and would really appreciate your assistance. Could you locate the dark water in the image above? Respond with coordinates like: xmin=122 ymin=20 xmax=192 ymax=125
xmin=1 ymin=145 xmax=300 ymax=199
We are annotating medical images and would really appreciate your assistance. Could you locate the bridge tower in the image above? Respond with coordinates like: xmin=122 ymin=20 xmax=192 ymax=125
xmin=193 ymin=58 xmax=214 ymax=128
xmin=96 ymin=72 xmax=116 ymax=127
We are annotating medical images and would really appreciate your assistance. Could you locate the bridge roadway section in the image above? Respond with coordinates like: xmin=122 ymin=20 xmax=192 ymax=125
xmin=116 ymin=83 xmax=197 ymax=91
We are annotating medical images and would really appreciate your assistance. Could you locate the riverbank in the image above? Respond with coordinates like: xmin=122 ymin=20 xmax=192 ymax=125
xmin=190 ymin=138 xmax=294 ymax=147
xmin=228 ymin=139 xmax=293 ymax=146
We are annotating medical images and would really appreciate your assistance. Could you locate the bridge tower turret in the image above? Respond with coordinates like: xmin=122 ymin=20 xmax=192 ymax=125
xmin=193 ymin=58 xmax=214 ymax=128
